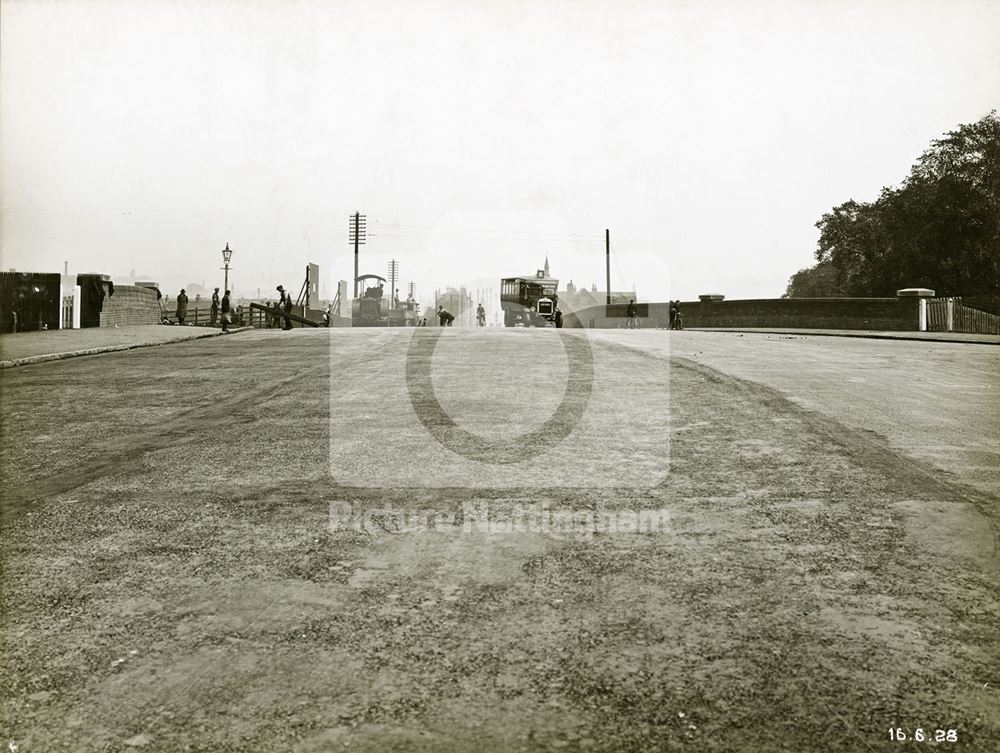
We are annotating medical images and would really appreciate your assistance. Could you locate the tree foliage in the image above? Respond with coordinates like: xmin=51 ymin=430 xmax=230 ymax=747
xmin=782 ymin=260 xmax=839 ymax=298
xmin=787 ymin=111 xmax=1000 ymax=297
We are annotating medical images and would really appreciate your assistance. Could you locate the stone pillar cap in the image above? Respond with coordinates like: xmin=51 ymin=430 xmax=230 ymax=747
xmin=896 ymin=288 xmax=935 ymax=298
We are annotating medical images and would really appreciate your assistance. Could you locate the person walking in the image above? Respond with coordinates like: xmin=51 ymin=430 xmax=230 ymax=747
xmin=626 ymin=298 xmax=639 ymax=329
xmin=210 ymin=287 xmax=220 ymax=327
xmin=476 ymin=303 xmax=486 ymax=327
xmin=220 ymin=289 xmax=232 ymax=332
xmin=176 ymin=288 xmax=189 ymax=325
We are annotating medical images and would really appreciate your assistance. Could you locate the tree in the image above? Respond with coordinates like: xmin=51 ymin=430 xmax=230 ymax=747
xmin=787 ymin=111 xmax=1000 ymax=297
xmin=782 ymin=260 xmax=839 ymax=297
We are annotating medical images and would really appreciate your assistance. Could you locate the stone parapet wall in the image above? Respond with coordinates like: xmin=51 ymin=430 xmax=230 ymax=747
xmin=564 ymin=296 xmax=918 ymax=331
xmin=99 ymin=284 xmax=162 ymax=327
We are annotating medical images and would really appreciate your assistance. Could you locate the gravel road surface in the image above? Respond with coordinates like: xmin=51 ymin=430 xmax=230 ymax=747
xmin=1 ymin=328 xmax=997 ymax=752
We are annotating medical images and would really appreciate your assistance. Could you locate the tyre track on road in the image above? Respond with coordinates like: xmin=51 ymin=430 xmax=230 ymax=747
xmin=671 ymin=356 xmax=999 ymax=511
xmin=0 ymin=363 xmax=327 ymax=519
xmin=589 ymin=333 xmax=999 ymax=527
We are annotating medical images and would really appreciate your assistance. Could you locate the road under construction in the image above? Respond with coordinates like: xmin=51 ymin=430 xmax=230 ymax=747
xmin=2 ymin=327 xmax=997 ymax=751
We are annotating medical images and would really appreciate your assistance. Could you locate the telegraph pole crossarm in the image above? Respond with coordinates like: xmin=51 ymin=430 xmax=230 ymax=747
xmin=348 ymin=212 xmax=367 ymax=298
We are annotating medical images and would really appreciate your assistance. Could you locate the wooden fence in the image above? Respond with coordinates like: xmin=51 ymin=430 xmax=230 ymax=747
xmin=927 ymin=297 xmax=1000 ymax=335
xmin=163 ymin=306 xmax=248 ymax=327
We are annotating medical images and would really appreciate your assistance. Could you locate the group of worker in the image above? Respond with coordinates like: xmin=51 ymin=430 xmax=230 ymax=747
xmin=172 ymin=287 xmax=233 ymax=331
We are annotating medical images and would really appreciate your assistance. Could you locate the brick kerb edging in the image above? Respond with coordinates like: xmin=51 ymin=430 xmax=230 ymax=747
xmin=0 ymin=327 xmax=253 ymax=369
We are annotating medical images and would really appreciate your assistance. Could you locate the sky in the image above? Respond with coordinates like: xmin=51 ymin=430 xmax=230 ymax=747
xmin=2 ymin=0 xmax=998 ymax=306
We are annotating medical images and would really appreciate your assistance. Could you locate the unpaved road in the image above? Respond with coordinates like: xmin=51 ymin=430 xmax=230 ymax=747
xmin=1 ymin=328 xmax=998 ymax=752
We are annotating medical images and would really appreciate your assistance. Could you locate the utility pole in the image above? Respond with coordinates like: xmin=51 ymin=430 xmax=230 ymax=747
xmin=349 ymin=212 xmax=367 ymax=298
xmin=387 ymin=259 xmax=399 ymax=307
xmin=605 ymin=228 xmax=611 ymax=305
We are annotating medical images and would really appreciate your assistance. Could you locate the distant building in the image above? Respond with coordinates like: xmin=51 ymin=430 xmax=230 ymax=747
xmin=552 ymin=264 xmax=635 ymax=313
xmin=183 ymin=282 xmax=211 ymax=302
xmin=557 ymin=285 xmax=634 ymax=314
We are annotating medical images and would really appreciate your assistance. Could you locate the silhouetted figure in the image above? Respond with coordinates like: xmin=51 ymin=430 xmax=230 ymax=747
xmin=211 ymin=287 xmax=220 ymax=326
xmin=554 ymin=308 xmax=564 ymax=329
xmin=437 ymin=306 xmax=454 ymax=327
xmin=626 ymin=298 xmax=639 ymax=329
xmin=221 ymin=290 xmax=232 ymax=332
xmin=176 ymin=289 xmax=189 ymax=325
xmin=670 ymin=300 xmax=683 ymax=330
xmin=277 ymin=285 xmax=293 ymax=330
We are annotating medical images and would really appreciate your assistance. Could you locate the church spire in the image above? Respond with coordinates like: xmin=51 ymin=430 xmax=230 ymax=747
xmin=544 ymin=255 xmax=550 ymax=277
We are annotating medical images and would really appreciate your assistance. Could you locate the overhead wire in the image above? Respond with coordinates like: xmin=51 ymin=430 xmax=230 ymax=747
xmin=368 ymin=219 xmax=605 ymax=243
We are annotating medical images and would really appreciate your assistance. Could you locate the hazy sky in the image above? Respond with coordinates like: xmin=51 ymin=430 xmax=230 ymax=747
xmin=2 ymin=0 xmax=998 ymax=303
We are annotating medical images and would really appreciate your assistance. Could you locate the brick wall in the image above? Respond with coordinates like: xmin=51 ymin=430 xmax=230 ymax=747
xmin=99 ymin=284 xmax=162 ymax=327
xmin=564 ymin=297 xmax=919 ymax=331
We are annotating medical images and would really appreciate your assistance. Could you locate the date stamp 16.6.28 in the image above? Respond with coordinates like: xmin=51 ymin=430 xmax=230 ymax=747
xmin=888 ymin=728 xmax=958 ymax=743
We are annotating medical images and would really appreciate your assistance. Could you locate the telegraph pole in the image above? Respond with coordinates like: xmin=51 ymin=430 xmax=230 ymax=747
xmin=387 ymin=259 xmax=399 ymax=307
xmin=605 ymin=228 xmax=611 ymax=305
xmin=349 ymin=212 xmax=367 ymax=298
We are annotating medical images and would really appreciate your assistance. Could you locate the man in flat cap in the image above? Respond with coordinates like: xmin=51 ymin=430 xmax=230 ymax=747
xmin=210 ymin=287 xmax=220 ymax=327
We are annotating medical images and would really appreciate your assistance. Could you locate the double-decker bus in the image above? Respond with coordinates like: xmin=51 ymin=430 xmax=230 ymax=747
xmin=500 ymin=271 xmax=559 ymax=327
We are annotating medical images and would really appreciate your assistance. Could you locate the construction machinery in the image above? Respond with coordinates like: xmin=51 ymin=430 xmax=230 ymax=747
xmin=351 ymin=274 xmax=419 ymax=327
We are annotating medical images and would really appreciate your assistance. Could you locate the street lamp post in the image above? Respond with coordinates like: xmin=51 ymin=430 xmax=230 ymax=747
xmin=221 ymin=243 xmax=234 ymax=292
